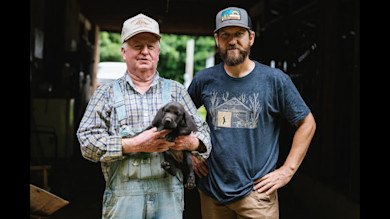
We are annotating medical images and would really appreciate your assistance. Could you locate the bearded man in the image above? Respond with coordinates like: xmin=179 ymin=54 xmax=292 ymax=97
xmin=187 ymin=6 xmax=316 ymax=219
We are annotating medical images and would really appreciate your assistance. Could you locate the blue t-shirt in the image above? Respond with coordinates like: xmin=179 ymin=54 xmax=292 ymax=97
xmin=187 ymin=61 xmax=310 ymax=204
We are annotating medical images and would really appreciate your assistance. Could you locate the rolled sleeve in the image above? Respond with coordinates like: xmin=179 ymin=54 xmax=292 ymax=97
xmin=193 ymin=123 xmax=212 ymax=161
xmin=76 ymin=84 xmax=125 ymax=163
xmin=78 ymin=133 xmax=124 ymax=163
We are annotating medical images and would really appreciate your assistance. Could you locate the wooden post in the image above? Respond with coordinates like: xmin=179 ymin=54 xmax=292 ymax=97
xmin=184 ymin=39 xmax=195 ymax=88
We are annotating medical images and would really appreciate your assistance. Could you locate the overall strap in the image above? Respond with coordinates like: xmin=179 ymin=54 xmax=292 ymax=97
xmin=112 ymin=80 xmax=127 ymax=123
xmin=162 ymin=79 xmax=172 ymax=105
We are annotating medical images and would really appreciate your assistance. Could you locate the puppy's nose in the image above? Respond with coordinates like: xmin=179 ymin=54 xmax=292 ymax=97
xmin=164 ymin=118 xmax=173 ymax=125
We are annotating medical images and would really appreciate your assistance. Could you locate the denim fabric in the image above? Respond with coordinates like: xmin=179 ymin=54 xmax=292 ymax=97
xmin=102 ymin=173 xmax=184 ymax=219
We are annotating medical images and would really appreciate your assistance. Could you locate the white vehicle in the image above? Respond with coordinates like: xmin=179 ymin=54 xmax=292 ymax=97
xmin=96 ymin=62 xmax=127 ymax=86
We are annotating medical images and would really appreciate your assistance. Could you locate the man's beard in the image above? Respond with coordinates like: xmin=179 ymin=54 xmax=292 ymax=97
xmin=218 ymin=43 xmax=251 ymax=66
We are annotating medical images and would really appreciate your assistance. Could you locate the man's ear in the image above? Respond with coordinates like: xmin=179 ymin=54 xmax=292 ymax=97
xmin=121 ymin=46 xmax=127 ymax=61
xmin=249 ymin=31 xmax=255 ymax=47
xmin=214 ymin=33 xmax=219 ymax=47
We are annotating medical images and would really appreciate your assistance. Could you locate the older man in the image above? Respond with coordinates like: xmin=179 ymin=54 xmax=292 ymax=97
xmin=77 ymin=13 xmax=211 ymax=219
xmin=188 ymin=7 xmax=316 ymax=219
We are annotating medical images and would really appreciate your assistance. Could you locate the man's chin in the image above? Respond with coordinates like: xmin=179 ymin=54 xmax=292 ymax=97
xmin=224 ymin=56 xmax=245 ymax=66
xmin=227 ymin=50 xmax=239 ymax=56
xmin=218 ymin=47 xmax=249 ymax=66
xmin=136 ymin=63 xmax=153 ymax=70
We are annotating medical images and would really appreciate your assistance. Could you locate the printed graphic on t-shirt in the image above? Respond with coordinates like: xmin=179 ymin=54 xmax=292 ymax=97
xmin=209 ymin=91 xmax=261 ymax=130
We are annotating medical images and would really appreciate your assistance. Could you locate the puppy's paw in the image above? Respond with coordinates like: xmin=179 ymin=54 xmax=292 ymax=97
xmin=164 ymin=134 xmax=176 ymax=142
xmin=161 ymin=161 xmax=176 ymax=176
xmin=184 ymin=181 xmax=196 ymax=189
xmin=184 ymin=175 xmax=196 ymax=189
xmin=161 ymin=161 xmax=170 ymax=170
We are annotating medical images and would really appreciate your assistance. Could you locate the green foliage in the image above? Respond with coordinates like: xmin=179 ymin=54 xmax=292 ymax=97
xmin=99 ymin=31 xmax=215 ymax=84
xmin=193 ymin=36 xmax=217 ymax=73
xmin=99 ymin=31 xmax=123 ymax=62
xmin=197 ymin=105 xmax=207 ymax=121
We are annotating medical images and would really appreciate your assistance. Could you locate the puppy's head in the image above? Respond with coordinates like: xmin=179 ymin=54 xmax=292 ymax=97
xmin=152 ymin=102 xmax=198 ymax=134
xmin=161 ymin=102 xmax=185 ymax=129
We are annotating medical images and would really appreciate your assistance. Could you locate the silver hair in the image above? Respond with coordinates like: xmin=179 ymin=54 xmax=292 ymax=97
xmin=121 ymin=39 xmax=160 ymax=51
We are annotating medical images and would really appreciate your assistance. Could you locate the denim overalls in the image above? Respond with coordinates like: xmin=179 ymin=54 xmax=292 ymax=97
xmin=102 ymin=79 xmax=184 ymax=219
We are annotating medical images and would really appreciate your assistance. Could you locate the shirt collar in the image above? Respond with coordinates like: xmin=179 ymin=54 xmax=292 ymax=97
xmin=125 ymin=71 xmax=161 ymax=91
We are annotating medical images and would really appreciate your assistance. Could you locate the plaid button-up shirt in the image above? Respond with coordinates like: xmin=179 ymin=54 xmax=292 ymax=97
xmin=76 ymin=72 xmax=211 ymax=182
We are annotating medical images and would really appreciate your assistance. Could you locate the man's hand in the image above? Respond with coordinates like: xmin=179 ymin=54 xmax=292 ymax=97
xmin=192 ymin=155 xmax=208 ymax=178
xmin=122 ymin=127 xmax=174 ymax=154
xmin=253 ymin=166 xmax=294 ymax=195
xmin=170 ymin=132 xmax=200 ymax=151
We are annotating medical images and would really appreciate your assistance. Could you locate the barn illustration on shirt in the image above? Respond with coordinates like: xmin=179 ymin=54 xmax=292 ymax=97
xmin=209 ymin=91 xmax=261 ymax=130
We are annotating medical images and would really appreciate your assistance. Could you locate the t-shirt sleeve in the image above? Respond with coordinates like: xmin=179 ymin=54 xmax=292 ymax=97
xmin=187 ymin=75 xmax=203 ymax=109
xmin=279 ymin=74 xmax=311 ymax=125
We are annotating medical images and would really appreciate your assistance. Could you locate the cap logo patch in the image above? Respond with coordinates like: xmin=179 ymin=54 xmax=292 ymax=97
xmin=134 ymin=18 xmax=150 ymax=26
xmin=221 ymin=9 xmax=241 ymax=21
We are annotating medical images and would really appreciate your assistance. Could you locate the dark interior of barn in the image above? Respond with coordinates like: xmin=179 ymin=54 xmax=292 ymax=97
xmin=29 ymin=0 xmax=359 ymax=218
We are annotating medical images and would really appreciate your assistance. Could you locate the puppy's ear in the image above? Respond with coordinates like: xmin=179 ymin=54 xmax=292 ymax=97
xmin=179 ymin=111 xmax=198 ymax=133
xmin=152 ymin=107 xmax=165 ymax=131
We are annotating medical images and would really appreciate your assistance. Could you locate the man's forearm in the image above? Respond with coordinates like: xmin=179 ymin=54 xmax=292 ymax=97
xmin=253 ymin=112 xmax=316 ymax=195
xmin=282 ymin=112 xmax=316 ymax=174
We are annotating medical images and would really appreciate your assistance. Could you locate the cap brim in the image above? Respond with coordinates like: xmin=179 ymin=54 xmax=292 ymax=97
xmin=214 ymin=23 xmax=251 ymax=33
xmin=122 ymin=30 xmax=162 ymax=43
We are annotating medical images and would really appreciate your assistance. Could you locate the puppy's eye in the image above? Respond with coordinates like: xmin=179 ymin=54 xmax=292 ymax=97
xmin=174 ymin=111 xmax=179 ymax=115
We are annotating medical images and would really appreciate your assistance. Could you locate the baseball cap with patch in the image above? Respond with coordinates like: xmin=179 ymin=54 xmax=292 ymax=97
xmin=121 ymin=13 xmax=161 ymax=43
xmin=214 ymin=7 xmax=252 ymax=33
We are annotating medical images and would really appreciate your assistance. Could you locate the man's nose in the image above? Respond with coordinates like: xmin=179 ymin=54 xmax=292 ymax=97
xmin=228 ymin=38 xmax=237 ymax=46
xmin=141 ymin=45 xmax=149 ymax=54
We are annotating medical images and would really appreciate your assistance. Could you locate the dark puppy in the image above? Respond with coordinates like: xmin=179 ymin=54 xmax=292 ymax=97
xmin=147 ymin=101 xmax=198 ymax=189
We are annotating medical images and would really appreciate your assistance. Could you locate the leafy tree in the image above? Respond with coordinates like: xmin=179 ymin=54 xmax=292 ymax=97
xmin=99 ymin=31 xmax=123 ymax=62
xmin=99 ymin=31 xmax=215 ymax=84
